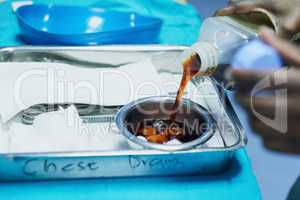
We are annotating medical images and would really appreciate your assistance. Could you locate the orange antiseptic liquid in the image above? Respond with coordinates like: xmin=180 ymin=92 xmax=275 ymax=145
xmin=136 ymin=119 xmax=201 ymax=144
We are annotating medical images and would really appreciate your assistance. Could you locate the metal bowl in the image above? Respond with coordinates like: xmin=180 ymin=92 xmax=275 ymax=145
xmin=115 ymin=96 xmax=215 ymax=151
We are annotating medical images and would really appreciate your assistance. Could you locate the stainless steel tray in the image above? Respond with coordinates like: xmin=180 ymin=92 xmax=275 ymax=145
xmin=0 ymin=45 xmax=246 ymax=181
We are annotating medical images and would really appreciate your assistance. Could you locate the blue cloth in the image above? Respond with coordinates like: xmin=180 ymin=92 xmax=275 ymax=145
xmin=0 ymin=149 xmax=261 ymax=200
xmin=0 ymin=0 xmax=202 ymax=46
xmin=0 ymin=1 xmax=22 ymax=46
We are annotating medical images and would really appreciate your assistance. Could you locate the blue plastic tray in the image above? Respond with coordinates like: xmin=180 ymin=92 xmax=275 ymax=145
xmin=16 ymin=4 xmax=162 ymax=45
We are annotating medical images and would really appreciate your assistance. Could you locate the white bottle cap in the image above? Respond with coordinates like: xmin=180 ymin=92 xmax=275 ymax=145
xmin=181 ymin=42 xmax=219 ymax=73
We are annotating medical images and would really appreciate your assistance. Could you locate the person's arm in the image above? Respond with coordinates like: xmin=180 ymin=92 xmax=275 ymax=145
xmin=232 ymin=27 xmax=300 ymax=154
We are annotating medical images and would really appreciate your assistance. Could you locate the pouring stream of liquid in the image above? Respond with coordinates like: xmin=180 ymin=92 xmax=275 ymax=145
xmin=136 ymin=54 xmax=203 ymax=144
xmin=170 ymin=54 xmax=201 ymax=121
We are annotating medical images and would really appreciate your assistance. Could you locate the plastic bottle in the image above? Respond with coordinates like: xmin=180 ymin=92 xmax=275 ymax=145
xmin=181 ymin=16 xmax=260 ymax=75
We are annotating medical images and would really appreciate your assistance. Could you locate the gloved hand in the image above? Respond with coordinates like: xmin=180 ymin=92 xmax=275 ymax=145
xmin=214 ymin=0 xmax=300 ymax=39
xmin=232 ymin=27 xmax=300 ymax=154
